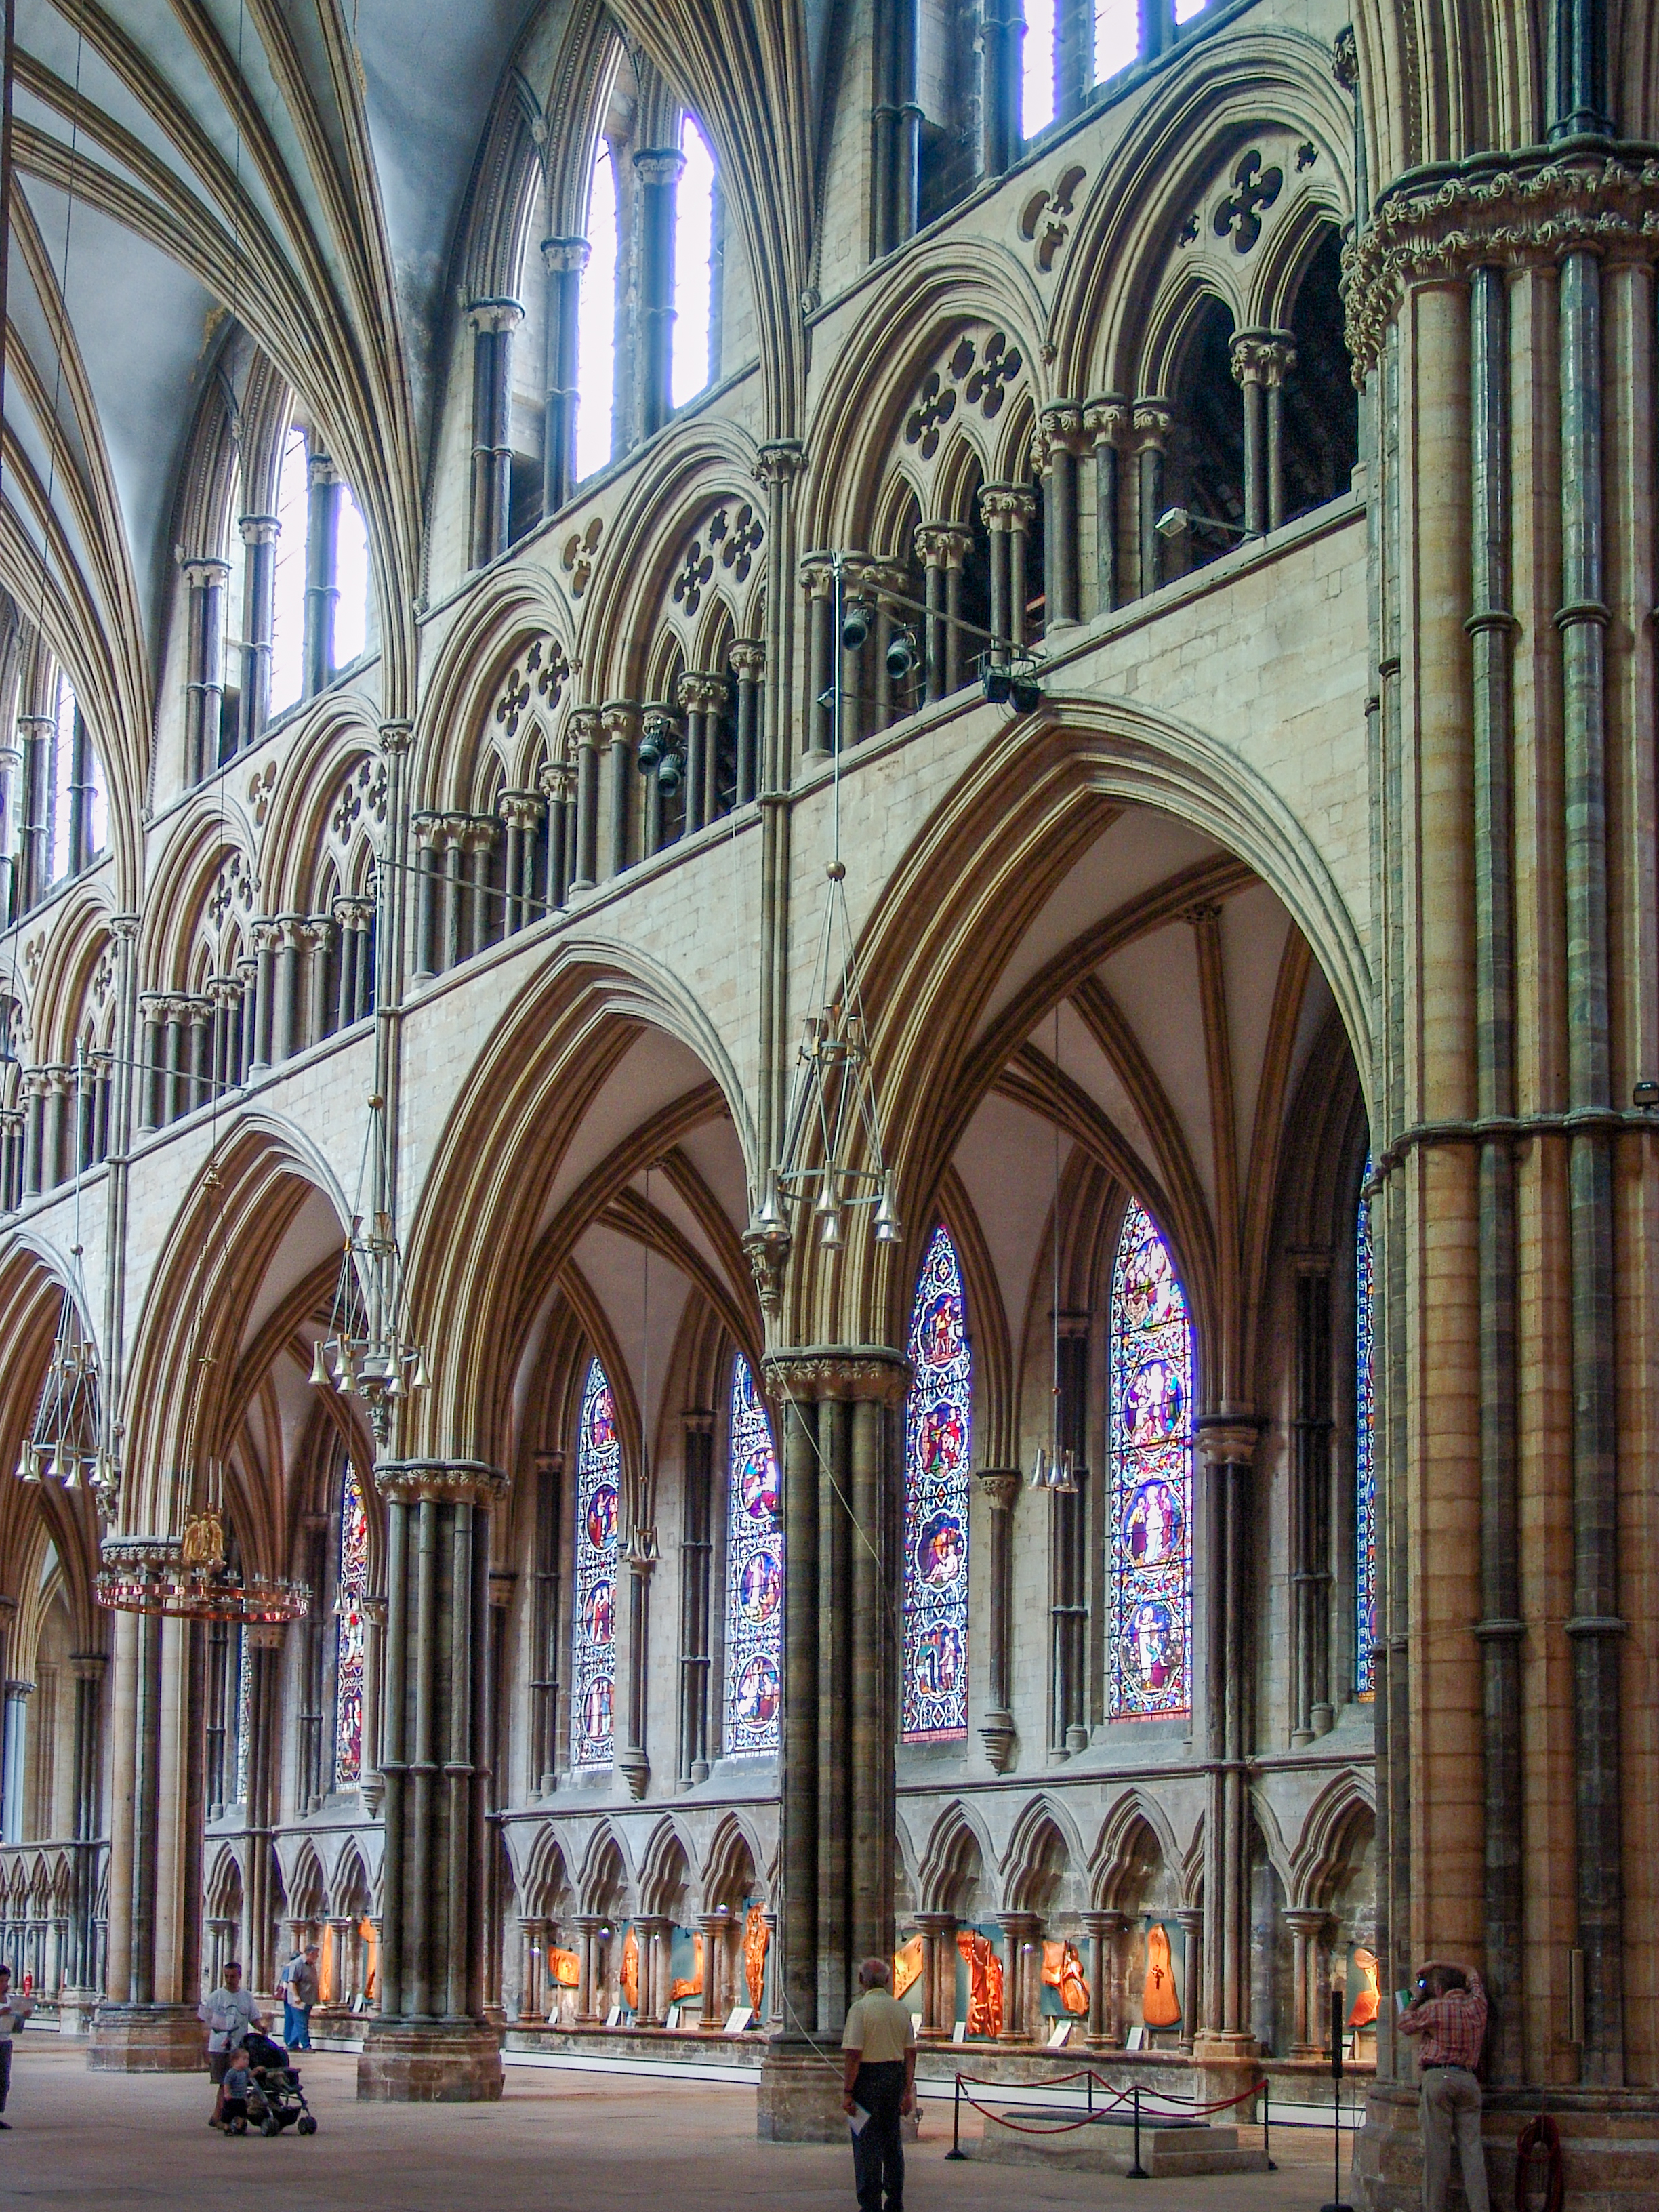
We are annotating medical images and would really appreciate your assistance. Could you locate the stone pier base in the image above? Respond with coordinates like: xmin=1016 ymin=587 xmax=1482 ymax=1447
xmin=356 ymin=2020 xmax=504 ymax=2102
xmin=756 ymin=2038 xmax=851 ymax=2141
xmin=1357 ymin=2081 xmax=1659 ymax=2212
xmin=86 ymin=2003 xmax=206 ymax=2072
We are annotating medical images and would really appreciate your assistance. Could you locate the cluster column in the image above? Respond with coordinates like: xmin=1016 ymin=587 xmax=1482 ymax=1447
xmin=975 ymin=1470 xmax=1019 ymax=1772
xmin=757 ymin=1348 xmax=907 ymax=2142
xmin=1229 ymin=332 xmax=1297 ymax=535
xmin=466 ymin=300 xmax=524 ymax=569
xmin=359 ymin=1458 xmax=509 ymax=2102
xmin=1195 ymin=1422 xmax=1259 ymax=2070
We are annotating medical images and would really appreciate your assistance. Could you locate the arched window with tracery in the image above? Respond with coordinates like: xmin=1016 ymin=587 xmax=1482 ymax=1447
xmin=335 ymin=1460 xmax=369 ymax=1784
xmin=1108 ymin=1201 xmax=1192 ymax=1720
xmin=902 ymin=1223 xmax=971 ymax=1742
xmin=724 ymin=1353 xmax=782 ymax=1755
xmin=1355 ymin=1179 xmax=1375 ymax=1698
xmin=572 ymin=1357 xmax=620 ymax=1767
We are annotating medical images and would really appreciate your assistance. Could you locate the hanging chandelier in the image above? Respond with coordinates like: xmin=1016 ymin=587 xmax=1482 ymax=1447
xmin=746 ymin=555 xmax=901 ymax=1279
xmin=94 ymin=1521 xmax=310 ymax=1624
xmin=310 ymin=1093 xmax=428 ymax=1443
xmin=14 ymin=1275 xmax=119 ymax=1509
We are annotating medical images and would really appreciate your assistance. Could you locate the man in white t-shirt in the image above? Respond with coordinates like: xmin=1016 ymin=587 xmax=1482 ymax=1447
xmin=199 ymin=1961 xmax=266 ymax=2129
xmin=0 ymin=1966 xmax=35 ymax=2127
xmin=841 ymin=1957 xmax=916 ymax=2212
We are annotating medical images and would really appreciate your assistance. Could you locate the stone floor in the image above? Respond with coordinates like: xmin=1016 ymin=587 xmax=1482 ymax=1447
xmin=3 ymin=2043 xmax=1348 ymax=2209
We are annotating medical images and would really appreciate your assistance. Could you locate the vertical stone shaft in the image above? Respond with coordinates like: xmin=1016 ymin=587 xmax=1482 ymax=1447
xmin=1038 ymin=407 xmax=1081 ymax=627
xmin=1559 ymin=245 xmax=1623 ymax=2087
xmin=848 ymin=1395 xmax=893 ymax=1973
xmin=678 ymin=1413 xmax=713 ymax=1785
xmin=466 ymin=302 xmax=523 ymax=569
xmin=1084 ymin=399 xmax=1127 ymax=614
xmin=541 ymin=238 xmax=589 ymax=516
xmin=302 ymin=455 xmax=341 ymax=697
xmin=1049 ymin=1319 xmax=1088 ymax=1754
xmin=1467 ymin=262 xmax=1524 ymax=2082
xmin=68 ymin=1654 xmax=104 ymax=1994
xmin=362 ymin=1459 xmax=505 ymax=2100
xmin=634 ymin=152 xmax=684 ymax=442
xmin=237 ymin=516 xmax=277 ymax=750
xmin=779 ymin=1395 xmax=818 ymax=2036
xmin=181 ymin=558 xmax=228 ymax=783
xmin=1290 ymin=1265 xmax=1333 ymax=1745
xmin=976 ymin=1472 xmax=1018 ymax=1772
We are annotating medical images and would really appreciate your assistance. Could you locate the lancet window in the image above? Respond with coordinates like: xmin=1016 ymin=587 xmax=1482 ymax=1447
xmin=572 ymin=1357 xmax=620 ymax=1768
xmin=724 ymin=1354 xmax=782 ymax=1756
xmin=1107 ymin=1202 xmax=1193 ymax=1720
xmin=266 ymin=424 xmax=373 ymax=723
xmin=335 ymin=1461 xmax=370 ymax=1784
xmin=902 ymin=1224 xmax=972 ymax=1742
xmin=1355 ymin=1183 xmax=1375 ymax=1698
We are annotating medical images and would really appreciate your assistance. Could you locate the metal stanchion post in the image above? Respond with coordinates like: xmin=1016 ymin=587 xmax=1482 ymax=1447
xmin=1320 ymin=1989 xmax=1353 ymax=2212
xmin=1127 ymin=2081 xmax=1147 ymax=2179
xmin=945 ymin=2069 xmax=966 ymax=2159
xmin=1263 ymin=2074 xmax=1277 ymax=2170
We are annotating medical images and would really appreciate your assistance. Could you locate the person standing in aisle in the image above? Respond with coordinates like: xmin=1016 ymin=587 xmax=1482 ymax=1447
xmin=840 ymin=1956 xmax=916 ymax=2212
xmin=0 ymin=1965 xmax=35 ymax=2127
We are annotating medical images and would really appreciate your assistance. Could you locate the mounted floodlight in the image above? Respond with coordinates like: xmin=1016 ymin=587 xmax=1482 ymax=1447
xmin=886 ymin=628 xmax=919 ymax=683
xmin=1155 ymin=505 xmax=1252 ymax=542
xmin=657 ymin=749 xmax=683 ymax=796
xmin=983 ymin=665 xmax=1044 ymax=715
xmin=841 ymin=599 xmax=874 ymax=651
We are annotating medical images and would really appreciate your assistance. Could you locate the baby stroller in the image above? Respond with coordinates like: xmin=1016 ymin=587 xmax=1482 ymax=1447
xmin=241 ymin=2030 xmax=319 ymax=2137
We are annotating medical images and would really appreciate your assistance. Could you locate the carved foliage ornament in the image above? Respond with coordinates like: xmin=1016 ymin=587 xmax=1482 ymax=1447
xmin=1342 ymin=155 xmax=1659 ymax=380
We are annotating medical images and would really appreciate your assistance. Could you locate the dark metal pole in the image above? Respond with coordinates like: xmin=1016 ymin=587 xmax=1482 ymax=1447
xmin=1128 ymin=2081 xmax=1146 ymax=2179
xmin=1320 ymin=1987 xmax=1353 ymax=2212
xmin=945 ymin=2069 xmax=965 ymax=2158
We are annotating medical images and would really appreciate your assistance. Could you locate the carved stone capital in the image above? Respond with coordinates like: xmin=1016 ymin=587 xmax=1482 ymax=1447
xmin=307 ymin=453 xmax=340 ymax=489
xmin=1229 ymin=329 xmax=1297 ymax=387
xmin=239 ymin=513 xmax=280 ymax=547
xmin=727 ymin=638 xmax=766 ymax=681
xmin=377 ymin=719 xmax=413 ymax=758
xmin=465 ymin=295 xmax=525 ymax=336
xmin=1082 ymin=393 xmax=1131 ymax=447
xmin=180 ymin=556 xmax=231 ymax=592
xmin=1195 ymin=1419 xmax=1263 ymax=1467
xmin=373 ymin=1458 xmax=512 ymax=1507
xmin=798 ymin=552 xmax=836 ymax=599
xmin=568 ymin=705 xmax=602 ymax=751
xmin=761 ymin=1345 xmax=912 ymax=1406
xmin=976 ymin=1469 xmax=1021 ymax=1511
xmin=537 ymin=758 xmax=575 ymax=804
xmin=1132 ymin=401 xmax=1172 ymax=448
xmin=599 ymin=699 xmax=639 ymax=750
xmin=497 ymin=787 xmax=546 ymax=834
xmin=978 ymin=483 xmax=1037 ymax=531
xmin=914 ymin=523 xmax=973 ymax=571
xmin=1343 ymin=153 xmax=1659 ymax=376
xmin=1031 ymin=403 xmax=1086 ymax=472
xmin=540 ymin=235 xmax=590 ymax=277
xmin=754 ymin=439 xmax=806 ymax=490
xmin=633 ymin=148 xmax=687 ymax=189
xmin=676 ymin=670 xmax=729 ymax=716
xmin=69 ymin=1651 xmax=108 ymax=1683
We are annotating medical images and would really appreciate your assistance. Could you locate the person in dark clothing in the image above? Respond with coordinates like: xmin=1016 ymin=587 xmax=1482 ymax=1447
xmin=840 ymin=1956 xmax=916 ymax=2212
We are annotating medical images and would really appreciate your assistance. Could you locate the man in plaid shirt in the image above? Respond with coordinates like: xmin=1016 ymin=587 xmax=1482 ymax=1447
xmin=1397 ymin=1962 xmax=1489 ymax=2212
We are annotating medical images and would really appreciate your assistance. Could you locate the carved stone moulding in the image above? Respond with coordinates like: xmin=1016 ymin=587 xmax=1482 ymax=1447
xmin=371 ymin=1457 xmax=512 ymax=1507
xmin=761 ymin=1343 xmax=912 ymax=1407
xmin=1343 ymin=152 xmax=1659 ymax=377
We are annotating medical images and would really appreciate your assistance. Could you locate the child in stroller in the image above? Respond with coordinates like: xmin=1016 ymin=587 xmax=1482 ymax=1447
xmin=221 ymin=2031 xmax=319 ymax=2137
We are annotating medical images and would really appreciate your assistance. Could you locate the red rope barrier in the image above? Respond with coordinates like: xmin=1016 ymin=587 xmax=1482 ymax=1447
xmin=952 ymin=2072 xmax=1269 ymax=2138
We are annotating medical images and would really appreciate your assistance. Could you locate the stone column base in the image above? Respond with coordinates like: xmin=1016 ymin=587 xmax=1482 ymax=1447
xmin=1357 ymin=2079 xmax=1659 ymax=2212
xmin=757 ymin=2038 xmax=850 ymax=2142
xmin=356 ymin=2019 xmax=504 ymax=2102
xmin=87 ymin=2003 xmax=207 ymax=2072
xmin=54 ymin=1988 xmax=100 ymax=2039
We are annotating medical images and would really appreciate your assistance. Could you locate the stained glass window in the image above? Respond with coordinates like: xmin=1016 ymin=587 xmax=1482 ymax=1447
xmin=903 ymin=1224 xmax=971 ymax=1741
xmin=1355 ymin=1177 xmax=1376 ymax=1698
xmin=573 ymin=1357 xmax=620 ymax=1767
xmin=1108 ymin=1202 xmax=1193 ymax=1719
xmin=724 ymin=1355 xmax=782 ymax=1755
xmin=335 ymin=1461 xmax=369 ymax=1784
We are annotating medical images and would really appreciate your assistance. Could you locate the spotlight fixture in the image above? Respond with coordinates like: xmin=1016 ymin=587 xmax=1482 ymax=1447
xmin=886 ymin=628 xmax=919 ymax=683
xmin=841 ymin=598 xmax=874 ymax=651
xmin=1635 ymin=1080 xmax=1659 ymax=1111
xmin=983 ymin=663 xmax=1044 ymax=714
xmin=657 ymin=748 xmax=684 ymax=796
xmin=1155 ymin=505 xmax=1253 ymax=543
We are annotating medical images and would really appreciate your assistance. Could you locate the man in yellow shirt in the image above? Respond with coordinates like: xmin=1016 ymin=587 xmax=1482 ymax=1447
xmin=841 ymin=1957 xmax=917 ymax=2212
